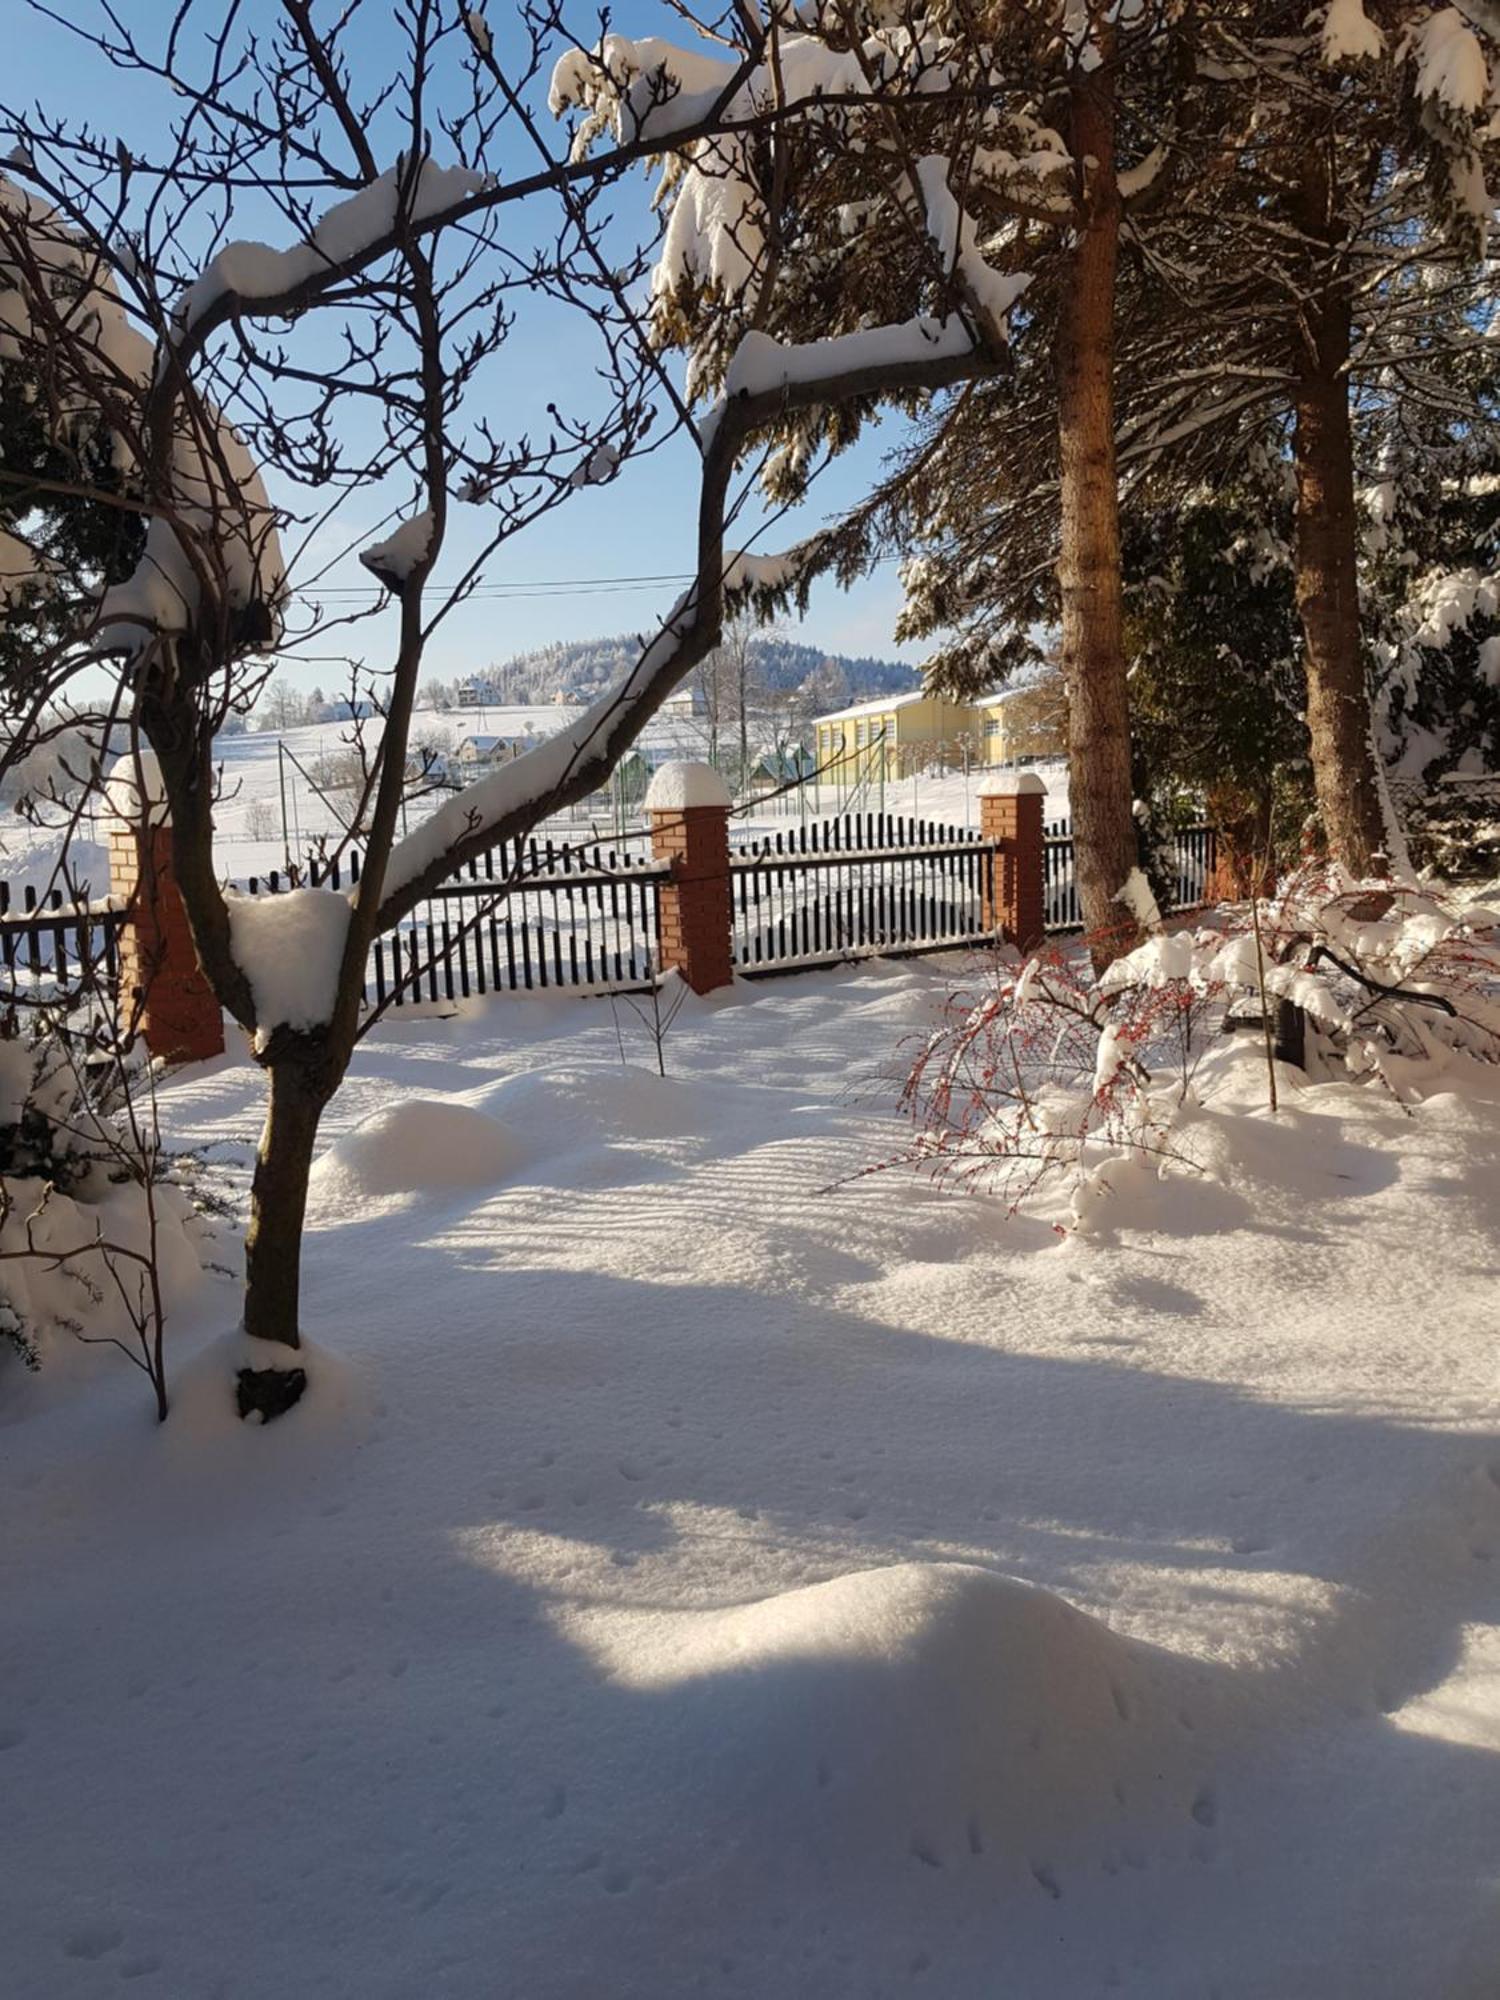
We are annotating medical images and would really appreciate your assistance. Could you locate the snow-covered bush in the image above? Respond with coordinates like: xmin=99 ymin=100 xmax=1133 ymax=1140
xmin=1108 ymin=868 xmax=1500 ymax=1095
xmin=0 ymin=1008 xmax=222 ymax=1409
xmin=890 ymin=943 xmax=1226 ymax=1230
xmin=1395 ymin=779 xmax=1500 ymax=881
xmin=889 ymin=868 xmax=1500 ymax=1235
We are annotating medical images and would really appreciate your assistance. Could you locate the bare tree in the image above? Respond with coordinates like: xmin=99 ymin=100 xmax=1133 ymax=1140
xmin=694 ymin=611 xmax=766 ymax=787
xmin=0 ymin=1 xmax=1023 ymax=1418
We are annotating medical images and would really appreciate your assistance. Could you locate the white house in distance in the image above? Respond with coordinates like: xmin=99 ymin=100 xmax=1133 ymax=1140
xmin=661 ymin=685 xmax=707 ymax=719
xmin=453 ymin=732 xmax=530 ymax=771
xmin=456 ymin=675 xmax=503 ymax=708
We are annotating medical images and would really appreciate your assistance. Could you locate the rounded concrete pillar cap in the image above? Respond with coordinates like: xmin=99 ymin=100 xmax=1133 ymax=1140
xmin=977 ymin=770 xmax=1046 ymax=797
xmin=644 ymin=761 xmax=732 ymax=811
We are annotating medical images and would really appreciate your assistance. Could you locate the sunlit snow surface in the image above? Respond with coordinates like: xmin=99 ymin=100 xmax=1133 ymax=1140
xmin=4 ymin=956 xmax=1500 ymax=1997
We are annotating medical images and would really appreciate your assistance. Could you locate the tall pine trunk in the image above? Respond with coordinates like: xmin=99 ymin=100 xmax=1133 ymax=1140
xmin=1291 ymin=158 xmax=1385 ymax=872
xmin=1056 ymin=57 xmax=1139 ymax=964
xmin=238 ymin=1058 xmax=328 ymax=1420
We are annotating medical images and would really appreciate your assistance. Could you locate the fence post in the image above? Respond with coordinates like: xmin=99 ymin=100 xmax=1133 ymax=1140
xmin=646 ymin=762 xmax=734 ymax=995
xmin=106 ymin=751 xmax=226 ymax=1064
xmin=980 ymin=771 xmax=1046 ymax=950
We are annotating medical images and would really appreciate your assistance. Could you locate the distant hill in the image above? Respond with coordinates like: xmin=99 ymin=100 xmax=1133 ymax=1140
xmin=450 ymin=633 xmax=919 ymax=708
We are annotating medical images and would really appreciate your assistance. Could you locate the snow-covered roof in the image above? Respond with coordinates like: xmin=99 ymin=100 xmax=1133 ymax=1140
xmin=811 ymin=689 xmax=928 ymax=725
xmin=457 ymin=733 xmax=522 ymax=753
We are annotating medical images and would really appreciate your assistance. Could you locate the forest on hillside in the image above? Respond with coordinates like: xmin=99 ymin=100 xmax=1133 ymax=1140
xmin=428 ymin=632 xmax=920 ymax=708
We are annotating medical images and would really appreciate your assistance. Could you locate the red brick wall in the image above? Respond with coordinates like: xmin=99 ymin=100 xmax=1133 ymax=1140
xmin=109 ymin=824 xmax=225 ymax=1064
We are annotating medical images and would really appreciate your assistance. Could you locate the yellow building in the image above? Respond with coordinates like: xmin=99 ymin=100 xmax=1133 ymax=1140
xmin=972 ymin=683 xmax=1068 ymax=766
xmin=812 ymin=683 xmax=1065 ymax=788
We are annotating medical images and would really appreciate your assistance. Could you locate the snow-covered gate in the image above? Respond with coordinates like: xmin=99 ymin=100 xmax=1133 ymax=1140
xmin=728 ymin=813 xmax=1000 ymax=972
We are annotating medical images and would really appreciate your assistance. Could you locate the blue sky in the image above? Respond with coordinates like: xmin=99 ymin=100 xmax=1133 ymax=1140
xmin=10 ymin=2 xmax=928 ymax=691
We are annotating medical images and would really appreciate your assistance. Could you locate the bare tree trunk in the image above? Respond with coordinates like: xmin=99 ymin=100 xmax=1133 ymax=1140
xmin=1055 ymin=56 xmax=1138 ymax=966
xmin=1290 ymin=167 xmax=1385 ymax=870
xmin=238 ymin=1057 xmax=329 ymax=1419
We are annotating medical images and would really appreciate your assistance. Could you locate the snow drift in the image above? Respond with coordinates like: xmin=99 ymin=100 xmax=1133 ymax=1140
xmin=574 ymin=1561 xmax=1224 ymax=1882
xmin=309 ymin=1096 xmax=527 ymax=1204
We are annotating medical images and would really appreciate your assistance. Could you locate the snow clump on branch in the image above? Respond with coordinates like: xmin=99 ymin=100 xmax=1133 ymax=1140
xmin=173 ymin=160 xmax=492 ymax=342
xmin=0 ymin=174 xmax=286 ymax=655
xmin=360 ymin=511 xmax=435 ymax=588
xmin=549 ymin=21 xmax=1046 ymax=398
xmin=226 ymin=888 xmax=353 ymax=1052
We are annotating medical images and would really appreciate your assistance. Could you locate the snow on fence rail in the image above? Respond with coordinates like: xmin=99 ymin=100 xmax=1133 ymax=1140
xmin=0 ymin=882 xmax=124 ymax=1002
xmin=729 ymin=813 xmax=998 ymax=972
xmin=1043 ymin=819 xmax=1216 ymax=933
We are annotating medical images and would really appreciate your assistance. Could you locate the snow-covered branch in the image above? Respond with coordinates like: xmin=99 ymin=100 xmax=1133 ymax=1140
xmin=374 ymin=317 xmax=1009 ymax=925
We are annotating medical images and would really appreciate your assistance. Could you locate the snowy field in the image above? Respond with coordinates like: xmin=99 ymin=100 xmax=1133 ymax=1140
xmin=0 ymin=703 xmax=1068 ymax=904
xmin=5 ymin=953 xmax=1500 ymax=1997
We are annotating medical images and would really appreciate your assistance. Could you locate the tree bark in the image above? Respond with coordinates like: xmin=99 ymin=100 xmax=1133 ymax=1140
xmin=1055 ymin=56 xmax=1139 ymax=966
xmin=1290 ymin=160 xmax=1386 ymax=873
xmin=238 ymin=1057 xmax=330 ymax=1418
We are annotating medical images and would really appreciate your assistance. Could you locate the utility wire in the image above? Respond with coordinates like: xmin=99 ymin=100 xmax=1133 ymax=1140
xmin=294 ymin=554 xmax=903 ymax=602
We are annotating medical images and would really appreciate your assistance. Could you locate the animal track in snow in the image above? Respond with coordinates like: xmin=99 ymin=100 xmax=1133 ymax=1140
xmin=63 ymin=1922 xmax=124 ymax=1961
xmin=1030 ymin=1862 xmax=1062 ymax=1900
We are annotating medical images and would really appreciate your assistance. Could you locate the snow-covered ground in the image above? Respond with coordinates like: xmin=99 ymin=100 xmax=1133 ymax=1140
xmin=4 ymin=955 xmax=1500 ymax=1996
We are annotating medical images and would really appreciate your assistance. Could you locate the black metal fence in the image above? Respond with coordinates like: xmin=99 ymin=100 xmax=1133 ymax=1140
xmin=730 ymin=814 xmax=998 ymax=972
xmin=3 ymin=810 xmax=1220 ymax=1019
xmin=244 ymin=836 xmax=667 ymax=1010
xmin=1044 ymin=819 xmax=1216 ymax=934
xmin=0 ymin=882 xmax=124 ymax=1003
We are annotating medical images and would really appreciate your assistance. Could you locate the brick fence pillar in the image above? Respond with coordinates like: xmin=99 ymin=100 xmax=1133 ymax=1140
xmin=979 ymin=771 xmax=1047 ymax=951
xmin=646 ymin=762 xmax=734 ymax=995
xmin=106 ymin=752 xmax=225 ymax=1064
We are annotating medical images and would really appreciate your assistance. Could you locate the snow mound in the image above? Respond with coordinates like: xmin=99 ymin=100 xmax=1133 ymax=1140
xmin=587 ymin=1563 xmax=1222 ymax=1874
xmin=168 ymin=1328 xmax=364 ymax=1444
xmin=484 ymin=1061 xmax=711 ymax=1148
xmin=310 ymin=1097 xmax=527 ymax=1203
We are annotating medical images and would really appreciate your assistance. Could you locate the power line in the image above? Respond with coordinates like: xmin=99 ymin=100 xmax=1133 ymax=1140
xmin=294 ymin=554 xmax=903 ymax=603
xmin=300 ymin=569 xmax=694 ymax=601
